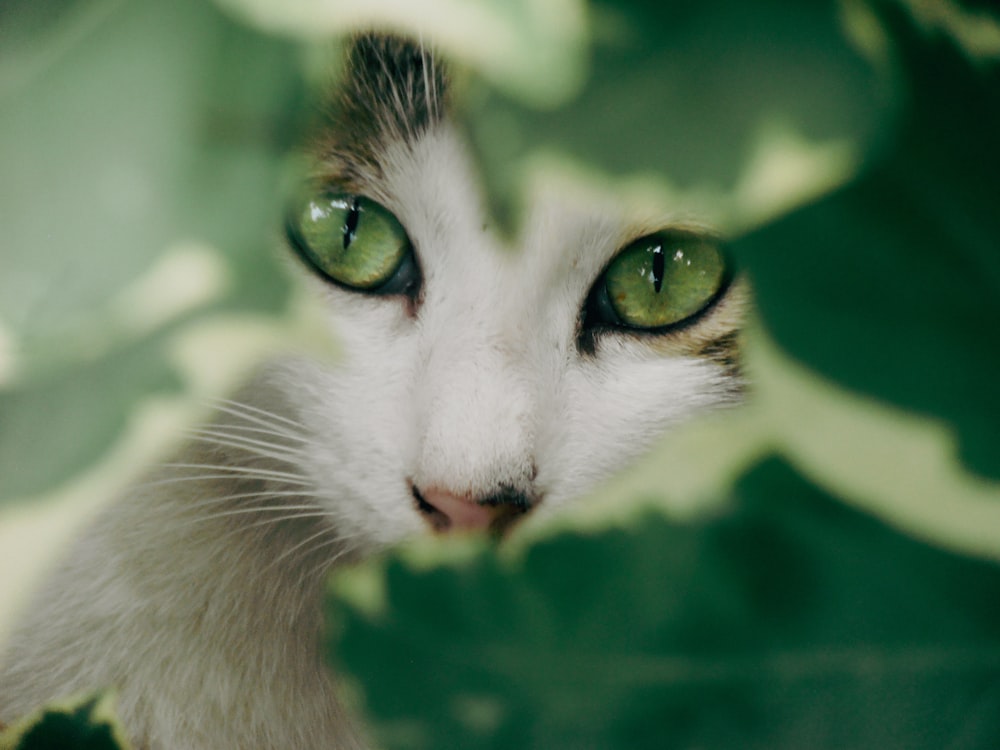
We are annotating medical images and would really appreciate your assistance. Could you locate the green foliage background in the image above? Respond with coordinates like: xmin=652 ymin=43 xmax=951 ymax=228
xmin=1 ymin=0 xmax=998 ymax=747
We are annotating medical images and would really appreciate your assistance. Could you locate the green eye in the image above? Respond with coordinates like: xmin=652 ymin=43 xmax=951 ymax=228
xmin=288 ymin=190 xmax=412 ymax=290
xmin=599 ymin=232 xmax=728 ymax=329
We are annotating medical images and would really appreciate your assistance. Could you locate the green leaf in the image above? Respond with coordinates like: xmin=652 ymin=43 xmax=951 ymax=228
xmin=211 ymin=0 xmax=589 ymax=107
xmin=731 ymin=1 xmax=1000 ymax=477
xmin=464 ymin=0 xmax=891 ymax=235
xmin=0 ymin=0 xmax=306 ymax=502
xmin=0 ymin=332 xmax=181 ymax=501
xmin=0 ymin=693 xmax=131 ymax=750
xmin=328 ymin=459 xmax=1000 ymax=749
xmin=575 ymin=326 xmax=1000 ymax=563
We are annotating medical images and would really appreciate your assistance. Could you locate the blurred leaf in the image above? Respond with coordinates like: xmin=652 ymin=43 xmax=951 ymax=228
xmin=0 ymin=0 xmax=306 ymax=502
xmin=0 ymin=333 xmax=181 ymax=501
xmin=0 ymin=692 xmax=130 ymax=750
xmin=464 ymin=0 xmax=892 ymax=235
xmin=732 ymin=1 xmax=1000 ymax=478
xmin=329 ymin=459 xmax=1000 ymax=750
xmin=950 ymin=0 xmax=998 ymax=13
xmin=212 ymin=0 xmax=588 ymax=108
xmin=900 ymin=0 xmax=1000 ymax=58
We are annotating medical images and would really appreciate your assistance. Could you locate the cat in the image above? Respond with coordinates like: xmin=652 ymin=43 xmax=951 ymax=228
xmin=0 ymin=33 xmax=746 ymax=749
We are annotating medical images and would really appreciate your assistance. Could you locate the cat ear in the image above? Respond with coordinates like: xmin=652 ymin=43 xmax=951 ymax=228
xmin=334 ymin=33 xmax=448 ymax=150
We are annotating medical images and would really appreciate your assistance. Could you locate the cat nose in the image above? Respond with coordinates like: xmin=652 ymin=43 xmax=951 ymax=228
xmin=412 ymin=484 xmax=532 ymax=534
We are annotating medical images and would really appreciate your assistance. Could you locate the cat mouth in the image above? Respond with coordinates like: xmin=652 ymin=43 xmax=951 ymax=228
xmin=411 ymin=483 xmax=534 ymax=538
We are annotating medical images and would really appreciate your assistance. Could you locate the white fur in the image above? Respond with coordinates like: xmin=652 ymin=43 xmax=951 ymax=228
xmin=0 ymin=119 xmax=739 ymax=748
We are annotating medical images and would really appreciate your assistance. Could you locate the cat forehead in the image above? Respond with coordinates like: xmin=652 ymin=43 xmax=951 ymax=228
xmin=320 ymin=128 xmax=640 ymax=298
xmin=314 ymin=34 xmax=447 ymax=187
xmin=295 ymin=35 xmax=744 ymax=372
xmin=309 ymin=34 xmax=677 ymax=279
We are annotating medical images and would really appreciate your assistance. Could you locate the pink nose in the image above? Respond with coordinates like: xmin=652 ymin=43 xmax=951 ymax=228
xmin=415 ymin=487 xmax=497 ymax=532
xmin=414 ymin=484 xmax=537 ymax=534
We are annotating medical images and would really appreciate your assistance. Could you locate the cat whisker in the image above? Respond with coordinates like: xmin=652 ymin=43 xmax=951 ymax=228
xmin=304 ymin=537 xmax=365 ymax=581
xmin=176 ymin=508 xmax=339 ymax=551
xmin=136 ymin=474 xmax=315 ymax=491
xmin=206 ymin=398 xmax=308 ymax=441
xmin=184 ymin=430 xmax=305 ymax=464
xmin=191 ymin=423 xmax=311 ymax=445
xmin=137 ymin=465 xmax=314 ymax=493
xmin=179 ymin=489 xmax=326 ymax=510
xmin=160 ymin=462 xmax=309 ymax=483
xmin=260 ymin=522 xmax=345 ymax=575
xmin=242 ymin=510 xmax=331 ymax=530
xmin=172 ymin=486 xmax=360 ymax=525
xmin=190 ymin=511 xmax=333 ymax=537
xmin=176 ymin=505 xmax=326 ymax=528
xmin=211 ymin=397 xmax=306 ymax=430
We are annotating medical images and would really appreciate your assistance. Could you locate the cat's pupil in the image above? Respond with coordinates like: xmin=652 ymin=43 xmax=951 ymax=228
xmin=343 ymin=197 xmax=362 ymax=250
xmin=652 ymin=243 xmax=665 ymax=294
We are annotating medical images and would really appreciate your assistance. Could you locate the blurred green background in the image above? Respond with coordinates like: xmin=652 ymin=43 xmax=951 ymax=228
xmin=1 ymin=0 xmax=999 ymax=748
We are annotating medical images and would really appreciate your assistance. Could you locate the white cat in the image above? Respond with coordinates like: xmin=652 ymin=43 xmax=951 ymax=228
xmin=0 ymin=34 xmax=746 ymax=749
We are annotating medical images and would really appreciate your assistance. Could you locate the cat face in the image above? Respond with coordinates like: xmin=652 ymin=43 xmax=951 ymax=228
xmin=254 ymin=35 xmax=745 ymax=553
